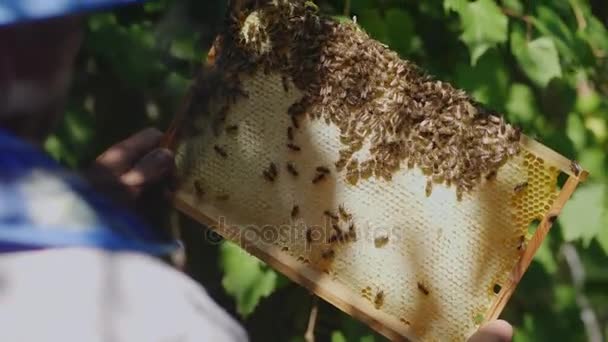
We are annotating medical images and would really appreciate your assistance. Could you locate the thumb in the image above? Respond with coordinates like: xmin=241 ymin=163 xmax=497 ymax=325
xmin=120 ymin=148 xmax=174 ymax=187
xmin=468 ymin=320 xmax=513 ymax=342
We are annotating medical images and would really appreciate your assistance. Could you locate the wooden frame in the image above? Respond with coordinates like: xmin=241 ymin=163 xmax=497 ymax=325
xmin=163 ymin=96 xmax=586 ymax=341
xmin=161 ymin=33 xmax=588 ymax=339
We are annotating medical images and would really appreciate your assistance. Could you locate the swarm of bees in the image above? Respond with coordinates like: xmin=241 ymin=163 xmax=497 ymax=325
xmin=218 ymin=0 xmax=521 ymax=199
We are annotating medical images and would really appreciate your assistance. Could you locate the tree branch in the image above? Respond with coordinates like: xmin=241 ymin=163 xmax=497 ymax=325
xmin=304 ymin=295 xmax=319 ymax=342
xmin=560 ymin=243 xmax=603 ymax=342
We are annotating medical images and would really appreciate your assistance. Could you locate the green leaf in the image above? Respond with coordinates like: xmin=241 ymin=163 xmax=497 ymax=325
xmin=580 ymin=15 xmax=608 ymax=57
xmin=385 ymin=9 xmax=415 ymax=56
xmin=502 ymin=0 xmax=523 ymax=15
xmin=451 ymin=0 xmax=508 ymax=65
xmin=585 ymin=117 xmax=608 ymax=143
xmin=511 ymin=32 xmax=562 ymax=87
xmin=219 ymin=241 xmax=277 ymax=317
xmin=444 ymin=0 xmax=467 ymax=13
xmin=534 ymin=234 xmax=557 ymax=274
xmin=532 ymin=6 xmax=575 ymax=64
xmin=597 ymin=215 xmax=608 ymax=254
xmin=357 ymin=9 xmax=388 ymax=43
xmin=566 ymin=112 xmax=586 ymax=151
xmin=506 ymin=83 xmax=539 ymax=124
xmin=578 ymin=147 xmax=606 ymax=180
xmin=453 ymin=49 xmax=509 ymax=109
xmin=560 ymin=183 xmax=607 ymax=247
xmin=331 ymin=331 xmax=347 ymax=342
xmin=170 ymin=33 xmax=202 ymax=61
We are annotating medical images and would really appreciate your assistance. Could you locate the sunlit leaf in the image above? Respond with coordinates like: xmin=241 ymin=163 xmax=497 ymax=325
xmin=502 ymin=0 xmax=523 ymax=15
xmin=560 ymin=183 xmax=606 ymax=247
xmin=532 ymin=6 xmax=575 ymax=64
xmin=534 ymin=234 xmax=557 ymax=274
xmin=579 ymin=147 xmax=607 ymax=180
xmin=449 ymin=0 xmax=508 ymax=65
xmin=331 ymin=331 xmax=347 ymax=342
xmin=444 ymin=0 xmax=467 ymax=13
xmin=506 ymin=83 xmax=539 ymax=124
xmin=596 ymin=214 xmax=608 ymax=254
xmin=219 ymin=241 xmax=278 ymax=317
xmin=511 ymin=31 xmax=562 ymax=87
xmin=566 ymin=112 xmax=586 ymax=151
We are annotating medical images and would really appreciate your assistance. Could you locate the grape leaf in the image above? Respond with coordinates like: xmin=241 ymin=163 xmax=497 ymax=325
xmin=566 ymin=112 xmax=587 ymax=152
xmin=219 ymin=241 xmax=277 ymax=317
xmin=560 ymin=183 xmax=607 ymax=247
xmin=447 ymin=0 xmax=508 ymax=65
xmin=453 ymin=49 xmax=509 ymax=109
xmin=502 ymin=0 xmax=523 ymax=15
xmin=506 ymin=83 xmax=539 ymax=124
xmin=596 ymin=216 xmax=608 ymax=255
xmin=511 ymin=31 xmax=562 ymax=87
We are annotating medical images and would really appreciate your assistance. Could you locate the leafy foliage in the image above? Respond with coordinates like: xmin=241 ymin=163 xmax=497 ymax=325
xmin=48 ymin=0 xmax=608 ymax=340
xmin=219 ymin=242 xmax=278 ymax=317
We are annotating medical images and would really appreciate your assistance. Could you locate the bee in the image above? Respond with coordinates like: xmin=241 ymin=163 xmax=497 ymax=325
xmin=225 ymin=125 xmax=238 ymax=134
xmin=263 ymin=170 xmax=275 ymax=182
xmin=304 ymin=0 xmax=319 ymax=12
xmin=335 ymin=157 xmax=347 ymax=171
xmin=316 ymin=166 xmax=330 ymax=174
xmin=347 ymin=222 xmax=357 ymax=241
xmin=291 ymin=205 xmax=300 ymax=219
xmin=514 ymin=182 xmax=528 ymax=194
xmin=290 ymin=115 xmax=300 ymax=129
xmin=263 ymin=162 xmax=278 ymax=182
xmin=287 ymin=126 xmax=294 ymax=141
xmin=269 ymin=162 xmax=278 ymax=177
xmin=193 ymin=180 xmax=205 ymax=197
xmin=345 ymin=159 xmax=360 ymax=185
xmin=327 ymin=233 xmax=341 ymax=244
xmin=548 ymin=214 xmax=558 ymax=224
xmin=281 ymin=75 xmax=290 ymax=92
xmin=417 ymin=282 xmax=430 ymax=296
xmin=338 ymin=204 xmax=352 ymax=221
xmin=570 ymin=160 xmax=582 ymax=177
xmin=324 ymin=210 xmax=339 ymax=221
xmin=216 ymin=194 xmax=230 ymax=201
xmin=287 ymin=143 xmax=301 ymax=152
xmin=214 ymin=145 xmax=228 ymax=158
xmin=321 ymin=249 xmax=335 ymax=260
xmin=516 ymin=235 xmax=526 ymax=251
xmin=312 ymin=172 xmax=327 ymax=184
xmin=286 ymin=162 xmax=299 ymax=176
xmin=306 ymin=228 xmax=313 ymax=243
xmin=425 ymin=179 xmax=433 ymax=197
xmin=374 ymin=290 xmax=385 ymax=309
xmin=331 ymin=223 xmax=342 ymax=234
xmin=374 ymin=234 xmax=389 ymax=248
xmin=486 ymin=170 xmax=497 ymax=181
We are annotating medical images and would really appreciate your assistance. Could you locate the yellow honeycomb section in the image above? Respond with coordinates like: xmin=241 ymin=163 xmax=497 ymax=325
xmin=174 ymin=72 xmax=562 ymax=341
xmin=513 ymin=153 xmax=560 ymax=234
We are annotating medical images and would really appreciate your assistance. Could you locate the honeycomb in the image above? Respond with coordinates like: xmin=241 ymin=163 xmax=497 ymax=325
xmin=166 ymin=2 xmax=584 ymax=340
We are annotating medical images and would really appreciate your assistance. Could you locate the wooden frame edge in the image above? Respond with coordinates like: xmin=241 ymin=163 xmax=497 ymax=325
xmin=484 ymin=175 xmax=581 ymax=321
xmin=173 ymin=195 xmax=416 ymax=342
xmin=520 ymin=135 xmax=588 ymax=181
